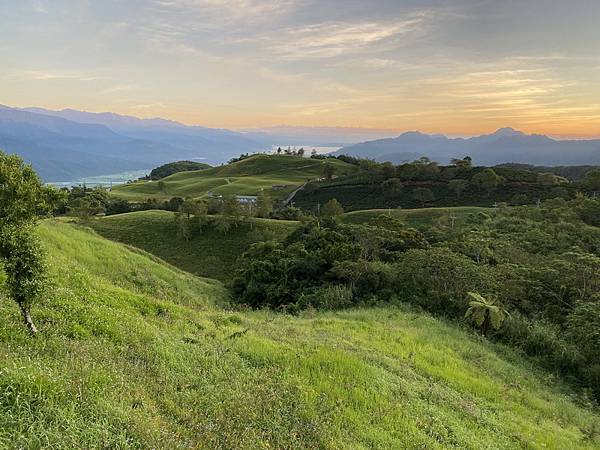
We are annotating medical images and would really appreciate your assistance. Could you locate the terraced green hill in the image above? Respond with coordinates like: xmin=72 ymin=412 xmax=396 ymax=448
xmin=89 ymin=210 xmax=299 ymax=281
xmin=111 ymin=155 xmax=357 ymax=202
xmin=0 ymin=220 xmax=598 ymax=448
xmin=343 ymin=206 xmax=492 ymax=229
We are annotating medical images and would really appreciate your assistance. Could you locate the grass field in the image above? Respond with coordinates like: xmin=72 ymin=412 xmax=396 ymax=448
xmin=343 ymin=206 xmax=492 ymax=229
xmin=88 ymin=210 xmax=299 ymax=281
xmin=111 ymin=155 xmax=357 ymax=202
xmin=0 ymin=219 xmax=598 ymax=448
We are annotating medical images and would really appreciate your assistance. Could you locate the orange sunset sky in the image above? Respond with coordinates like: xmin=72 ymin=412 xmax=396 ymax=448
xmin=1 ymin=0 xmax=600 ymax=138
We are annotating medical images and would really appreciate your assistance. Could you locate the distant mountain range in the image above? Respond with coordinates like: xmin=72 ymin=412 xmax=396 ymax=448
xmin=2 ymin=102 xmax=599 ymax=182
xmin=0 ymin=105 xmax=267 ymax=181
xmin=245 ymin=126 xmax=398 ymax=147
xmin=335 ymin=127 xmax=600 ymax=166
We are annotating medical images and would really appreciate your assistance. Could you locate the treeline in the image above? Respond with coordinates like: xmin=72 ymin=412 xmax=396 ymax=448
xmin=56 ymin=185 xmax=310 ymax=224
xmin=145 ymin=160 xmax=210 ymax=180
xmin=233 ymin=196 xmax=600 ymax=400
xmin=496 ymin=163 xmax=599 ymax=181
xmin=55 ymin=186 xmax=182 ymax=218
xmin=295 ymin=157 xmax=600 ymax=211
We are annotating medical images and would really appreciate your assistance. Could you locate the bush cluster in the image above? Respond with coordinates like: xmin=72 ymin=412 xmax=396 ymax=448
xmin=233 ymin=197 xmax=600 ymax=400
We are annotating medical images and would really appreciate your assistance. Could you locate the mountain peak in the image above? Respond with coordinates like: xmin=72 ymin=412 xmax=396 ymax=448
xmin=399 ymin=131 xmax=427 ymax=138
xmin=491 ymin=127 xmax=525 ymax=137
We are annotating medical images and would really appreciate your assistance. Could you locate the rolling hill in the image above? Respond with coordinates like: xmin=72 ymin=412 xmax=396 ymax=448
xmin=336 ymin=128 xmax=600 ymax=166
xmin=342 ymin=206 xmax=491 ymax=229
xmin=110 ymin=154 xmax=358 ymax=202
xmin=89 ymin=210 xmax=298 ymax=281
xmin=0 ymin=219 xmax=598 ymax=448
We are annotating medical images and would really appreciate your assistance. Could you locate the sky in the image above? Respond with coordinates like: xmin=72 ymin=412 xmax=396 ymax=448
xmin=1 ymin=0 xmax=600 ymax=137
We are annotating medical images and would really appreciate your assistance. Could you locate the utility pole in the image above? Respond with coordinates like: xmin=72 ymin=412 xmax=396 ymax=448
xmin=450 ymin=214 xmax=457 ymax=230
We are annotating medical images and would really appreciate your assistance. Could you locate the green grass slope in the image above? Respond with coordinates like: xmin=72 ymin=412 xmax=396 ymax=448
xmin=111 ymin=155 xmax=357 ymax=202
xmin=88 ymin=210 xmax=298 ymax=281
xmin=0 ymin=221 xmax=598 ymax=448
xmin=343 ymin=206 xmax=491 ymax=229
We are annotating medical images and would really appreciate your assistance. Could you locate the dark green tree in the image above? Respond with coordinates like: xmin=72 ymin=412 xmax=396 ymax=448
xmin=413 ymin=188 xmax=434 ymax=207
xmin=448 ymin=179 xmax=469 ymax=198
xmin=380 ymin=162 xmax=396 ymax=179
xmin=323 ymin=163 xmax=335 ymax=181
xmin=382 ymin=178 xmax=403 ymax=197
xmin=257 ymin=191 xmax=273 ymax=218
xmin=472 ymin=169 xmax=503 ymax=197
xmin=583 ymin=168 xmax=600 ymax=193
xmin=321 ymin=198 xmax=344 ymax=220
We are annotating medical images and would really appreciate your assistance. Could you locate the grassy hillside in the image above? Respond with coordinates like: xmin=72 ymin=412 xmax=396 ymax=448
xmin=111 ymin=155 xmax=357 ymax=202
xmin=88 ymin=210 xmax=298 ymax=281
xmin=0 ymin=220 xmax=598 ymax=448
xmin=343 ymin=206 xmax=491 ymax=229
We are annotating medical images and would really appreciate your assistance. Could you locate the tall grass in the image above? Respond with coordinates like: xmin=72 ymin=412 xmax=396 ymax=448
xmin=0 ymin=220 xmax=597 ymax=448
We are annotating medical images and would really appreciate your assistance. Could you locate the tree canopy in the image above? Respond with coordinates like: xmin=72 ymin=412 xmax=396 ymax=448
xmin=0 ymin=151 xmax=61 ymax=333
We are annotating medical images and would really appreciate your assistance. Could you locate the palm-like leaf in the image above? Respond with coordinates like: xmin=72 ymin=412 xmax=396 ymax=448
xmin=465 ymin=292 xmax=509 ymax=334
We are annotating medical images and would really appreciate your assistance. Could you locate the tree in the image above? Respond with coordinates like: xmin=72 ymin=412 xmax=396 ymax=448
xmin=575 ymin=197 xmax=600 ymax=226
xmin=321 ymin=198 xmax=344 ymax=220
xmin=566 ymin=300 xmax=600 ymax=362
xmin=413 ymin=188 xmax=434 ymax=207
xmin=216 ymin=195 xmax=242 ymax=233
xmin=471 ymin=169 xmax=503 ymax=197
xmin=174 ymin=199 xmax=208 ymax=240
xmin=323 ymin=163 xmax=335 ymax=181
xmin=451 ymin=157 xmax=472 ymax=172
xmin=537 ymin=172 xmax=560 ymax=187
xmin=464 ymin=292 xmax=509 ymax=336
xmin=380 ymin=162 xmax=396 ymax=179
xmin=0 ymin=151 xmax=59 ymax=334
xmin=174 ymin=211 xmax=191 ymax=241
xmin=397 ymin=163 xmax=418 ymax=181
xmin=382 ymin=178 xmax=403 ymax=197
xmin=68 ymin=197 xmax=105 ymax=220
xmin=448 ymin=179 xmax=469 ymax=198
xmin=157 ymin=180 xmax=167 ymax=193
xmin=257 ymin=191 xmax=273 ymax=218
xmin=166 ymin=196 xmax=185 ymax=212
xmin=297 ymin=148 xmax=305 ymax=157
xmin=583 ymin=168 xmax=600 ymax=193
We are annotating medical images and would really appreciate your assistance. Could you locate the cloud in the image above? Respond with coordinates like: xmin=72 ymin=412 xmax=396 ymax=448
xmin=152 ymin=0 xmax=297 ymax=26
xmin=17 ymin=70 xmax=102 ymax=82
xmin=99 ymin=85 xmax=136 ymax=95
xmin=32 ymin=1 xmax=48 ymax=13
xmin=256 ymin=13 xmax=432 ymax=60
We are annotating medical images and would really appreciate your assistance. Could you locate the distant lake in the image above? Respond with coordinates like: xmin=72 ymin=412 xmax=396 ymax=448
xmin=50 ymin=169 xmax=150 ymax=188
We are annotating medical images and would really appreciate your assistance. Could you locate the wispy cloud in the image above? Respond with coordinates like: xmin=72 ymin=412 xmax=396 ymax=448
xmin=99 ymin=84 xmax=136 ymax=95
xmin=255 ymin=13 xmax=433 ymax=60
xmin=17 ymin=70 xmax=102 ymax=82
xmin=152 ymin=0 xmax=297 ymax=27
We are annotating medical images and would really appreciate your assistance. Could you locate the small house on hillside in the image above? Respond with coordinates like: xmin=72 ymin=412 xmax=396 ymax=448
xmin=236 ymin=195 xmax=258 ymax=205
